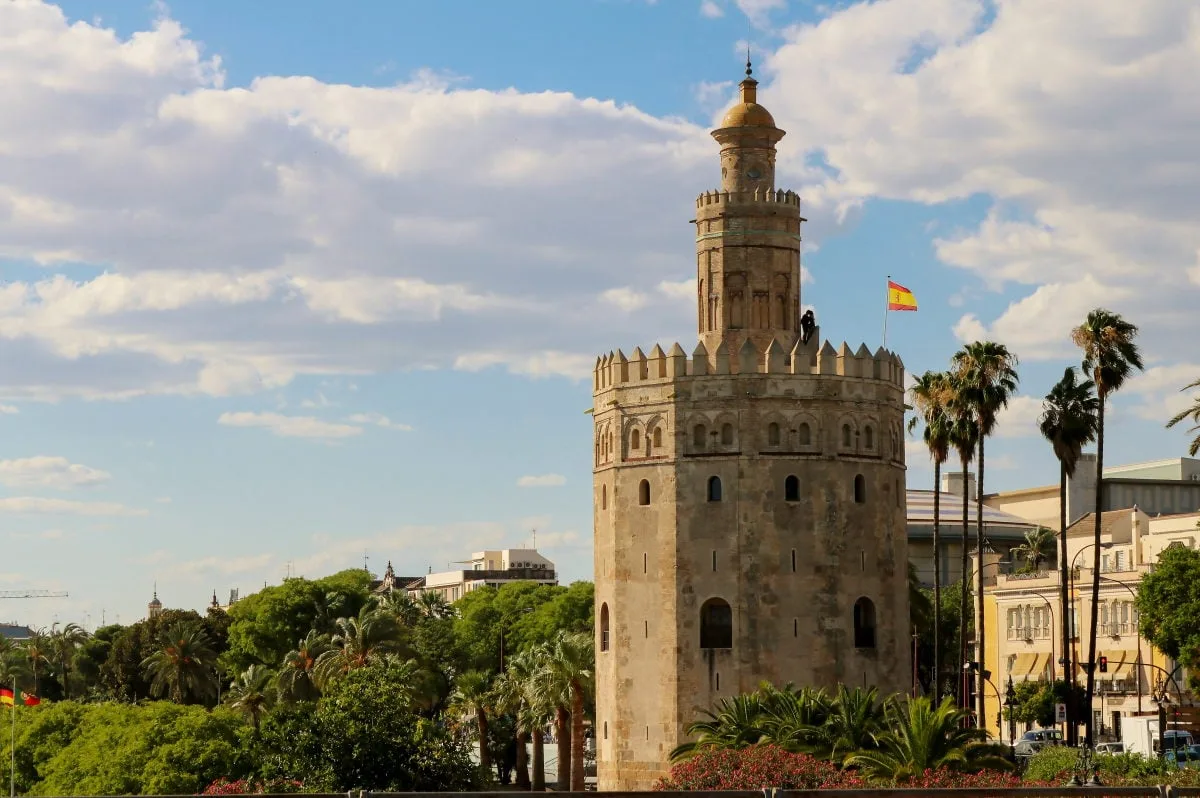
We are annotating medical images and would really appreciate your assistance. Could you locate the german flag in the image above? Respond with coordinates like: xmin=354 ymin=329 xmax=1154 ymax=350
xmin=0 ymin=688 xmax=13 ymax=706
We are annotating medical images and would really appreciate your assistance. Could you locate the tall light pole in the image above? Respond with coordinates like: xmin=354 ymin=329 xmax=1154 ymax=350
xmin=1068 ymin=540 xmax=1112 ymax=745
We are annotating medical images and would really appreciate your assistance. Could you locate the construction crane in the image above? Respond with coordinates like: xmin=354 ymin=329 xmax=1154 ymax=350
xmin=0 ymin=590 xmax=67 ymax=599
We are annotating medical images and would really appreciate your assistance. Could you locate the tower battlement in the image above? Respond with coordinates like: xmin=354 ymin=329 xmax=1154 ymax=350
xmin=592 ymin=336 xmax=904 ymax=393
xmin=695 ymin=188 xmax=801 ymax=210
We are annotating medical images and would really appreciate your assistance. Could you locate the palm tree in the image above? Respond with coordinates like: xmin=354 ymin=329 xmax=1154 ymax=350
xmin=670 ymin=693 xmax=768 ymax=760
xmin=416 ymin=591 xmax=455 ymax=620
xmin=277 ymin=630 xmax=330 ymax=702
xmin=805 ymin=685 xmax=884 ymax=762
xmin=544 ymin=631 xmax=593 ymax=791
xmin=450 ymin=670 xmax=495 ymax=773
xmin=1040 ymin=365 xmax=1099 ymax=745
xmin=226 ymin=664 xmax=275 ymax=730
xmin=493 ymin=651 xmax=536 ymax=790
xmin=1166 ymin=378 xmax=1200 ymax=455
xmin=48 ymin=622 xmax=89 ymax=699
xmin=758 ymin=684 xmax=832 ymax=752
xmin=945 ymin=376 xmax=978 ymax=709
xmin=1012 ymin=527 xmax=1057 ymax=572
xmin=141 ymin=622 xmax=218 ymax=704
xmin=531 ymin=643 xmax=574 ymax=790
xmin=908 ymin=369 xmax=954 ymax=700
xmin=953 ymin=340 xmax=1019 ymax=730
xmin=21 ymin=628 xmax=50 ymax=696
xmin=1071 ymin=308 xmax=1143 ymax=749
xmin=843 ymin=695 xmax=1011 ymax=782
xmin=313 ymin=605 xmax=404 ymax=687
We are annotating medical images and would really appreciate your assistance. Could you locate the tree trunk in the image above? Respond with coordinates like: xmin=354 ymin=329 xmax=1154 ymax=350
xmin=958 ymin=457 xmax=970 ymax=711
xmin=515 ymin=730 xmax=531 ymax=790
xmin=570 ymin=683 xmax=586 ymax=792
xmin=532 ymin=727 xmax=546 ymax=791
xmin=477 ymin=709 xmax=492 ymax=772
xmin=932 ymin=459 xmax=942 ymax=703
xmin=556 ymin=705 xmax=572 ymax=791
xmin=1085 ymin=391 xmax=1106 ymax=750
xmin=1058 ymin=460 xmax=1073 ymax=745
xmin=976 ymin=434 xmax=987 ymax=731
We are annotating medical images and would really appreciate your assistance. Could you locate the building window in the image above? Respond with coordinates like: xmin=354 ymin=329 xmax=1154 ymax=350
xmin=768 ymin=422 xmax=780 ymax=446
xmin=601 ymin=484 xmax=607 ymax=510
xmin=600 ymin=603 xmax=610 ymax=652
xmin=864 ymin=426 xmax=874 ymax=450
xmin=793 ymin=618 xmax=798 ymax=637
xmin=644 ymin=620 xmax=649 ymax=638
xmin=721 ymin=423 xmax=734 ymax=446
xmin=854 ymin=474 xmax=866 ymax=503
xmin=798 ymin=423 xmax=811 ymax=446
xmin=700 ymin=598 xmax=733 ymax=649
xmin=639 ymin=479 xmax=651 ymax=505
xmin=631 ymin=428 xmax=641 ymax=452
xmin=791 ymin=549 xmax=796 ymax=572
xmin=785 ymin=475 xmax=800 ymax=502
xmin=707 ymin=476 xmax=723 ymax=502
xmin=653 ymin=427 xmax=663 ymax=448
xmin=853 ymin=597 xmax=876 ymax=649
xmin=643 ymin=552 xmax=648 ymax=574
xmin=842 ymin=424 xmax=852 ymax=447
xmin=712 ymin=551 xmax=717 ymax=571
xmin=693 ymin=424 xmax=706 ymax=449
xmin=604 ymin=721 xmax=608 ymax=740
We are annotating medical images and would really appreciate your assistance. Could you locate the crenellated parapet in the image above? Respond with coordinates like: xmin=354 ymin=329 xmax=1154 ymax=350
xmin=592 ymin=333 xmax=905 ymax=395
xmin=694 ymin=188 xmax=802 ymax=210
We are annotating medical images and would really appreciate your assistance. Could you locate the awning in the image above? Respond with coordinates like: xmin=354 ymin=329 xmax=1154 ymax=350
xmin=1010 ymin=653 xmax=1036 ymax=678
xmin=1029 ymin=653 xmax=1049 ymax=680
xmin=1109 ymin=650 xmax=1139 ymax=680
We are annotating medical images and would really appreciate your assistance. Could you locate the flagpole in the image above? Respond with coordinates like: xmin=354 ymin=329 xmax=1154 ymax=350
xmin=882 ymin=274 xmax=891 ymax=350
xmin=9 ymin=677 xmax=14 ymax=798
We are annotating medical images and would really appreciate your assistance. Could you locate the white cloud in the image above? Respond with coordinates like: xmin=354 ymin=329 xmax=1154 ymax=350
xmin=993 ymin=395 xmax=1043 ymax=439
xmin=0 ymin=456 xmax=112 ymax=490
xmin=180 ymin=553 xmax=275 ymax=575
xmin=600 ymin=287 xmax=649 ymax=313
xmin=217 ymin=411 xmax=363 ymax=439
xmin=700 ymin=0 xmax=724 ymax=18
xmin=517 ymin=474 xmax=567 ymax=488
xmin=0 ymin=406 xmax=18 ymax=415
xmin=345 ymin=412 xmax=413 ymax=431
xmin=0 ymin=497 xmax=146 ymax=516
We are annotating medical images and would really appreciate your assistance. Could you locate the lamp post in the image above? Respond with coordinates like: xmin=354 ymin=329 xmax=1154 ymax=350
xmin=1096 ymin=573 xmax=1144 ymax=714
xmin=1152 ymin=676 xmax=1170 ymax=760
xmin=1068 ymin=540 xmax=1113 ymax=747
xmin=1004 ymin=677 xmax=1017 ymax=749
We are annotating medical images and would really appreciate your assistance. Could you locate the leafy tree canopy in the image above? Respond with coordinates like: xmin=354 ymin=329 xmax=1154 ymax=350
xmin=221 ymin=570 xmax=372 ymax=673
xmin=1136 ymin=545 xmax=1200 ymax=680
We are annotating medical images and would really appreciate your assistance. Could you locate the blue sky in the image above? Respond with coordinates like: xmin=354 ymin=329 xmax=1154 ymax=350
xmin=1 ymin=0 xmax=1197 ymax=628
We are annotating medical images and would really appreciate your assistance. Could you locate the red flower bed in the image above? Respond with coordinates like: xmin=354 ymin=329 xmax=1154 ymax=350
xmin=202 ymin=777 xmax=305 ymax=794
xmin=655 ymin=746 xmax=1032 ymax=791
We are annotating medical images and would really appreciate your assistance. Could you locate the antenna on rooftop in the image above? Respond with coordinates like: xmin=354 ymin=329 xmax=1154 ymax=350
xmin=532 ymin=528 xmax=537 ymax=548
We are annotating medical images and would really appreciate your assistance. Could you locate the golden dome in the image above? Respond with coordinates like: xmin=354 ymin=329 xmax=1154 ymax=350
xmin=720 ymin=98 xmax=776 ymax=129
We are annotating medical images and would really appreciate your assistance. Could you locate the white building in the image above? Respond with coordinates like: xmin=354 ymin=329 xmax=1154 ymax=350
xmin=395 ymin=549 xmax=558 ymax=603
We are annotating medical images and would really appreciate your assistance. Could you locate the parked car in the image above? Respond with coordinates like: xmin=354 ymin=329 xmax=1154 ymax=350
xmin=1164 ymin=745 xmax=1200 ymax=769
xmin=1014 ymin=729 xmax=1064 ymax=758
xmin=1096 ymin=742 xmax=1125 ymax=754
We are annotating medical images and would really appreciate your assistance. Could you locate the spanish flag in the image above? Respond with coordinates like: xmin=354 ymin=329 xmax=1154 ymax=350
xmin=887 ymin=280 xmax=918 ymax=311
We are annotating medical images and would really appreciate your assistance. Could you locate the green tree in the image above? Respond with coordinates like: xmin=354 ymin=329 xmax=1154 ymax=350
xmin=221 ymin=569 xmax=372 ymax=673
xmin=141 ymin=621 xmax=219 ymax=704
xmin=544 ymin=631 xmax=593 ymax=791
xmin=1136 ymin=545 xmax=1200 ymax=688
xmin=255 ymin=660 xmax=481 ymax=792
xmin=22 ymin=629 xmax=51 ymax=696
xmin=953 ymin=340 xmax=1019 ymax=728
xmin=73 ymin=624 xmax=121 ymax=699
xmin=48 ymin=622 xmax=89 ymax=700
xmin=843 ymin=696 xmax=1011 ymax=782
xmin=276 ymin=630 xmax=329 ymax=703
xmin=908 ymin=370 xmax=953 ymax=700
xmin=313 ymin=605 xmax=404 ymax=687
xmin=1039 ymin=365 xmax=1099 ymax=743
xmin=1013 ymin=527 xmax=1057 ymax=572
xmin=449 ymin=670 xmax=495 ymax=774
xmin=102 ymin=609 xmax=210 ymax=702
xmin=226 ymin=664 xmax=275 ymax=730
xmin=1166 ymin=378 xmax=1200 ymax=456
xmin=945 ymin=374 xmax=979 ymax=702
xmin=1072 ymin=307 xmax=1143 ymax=747
xmin=492 ymin=651 xmax=536 ymax=790
xmin=804 ymin=685 xmax=884 ymax=762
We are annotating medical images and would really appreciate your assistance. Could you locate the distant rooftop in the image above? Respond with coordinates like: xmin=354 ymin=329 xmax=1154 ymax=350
xmin=907 ymin=490 xmax=1040 ymax=530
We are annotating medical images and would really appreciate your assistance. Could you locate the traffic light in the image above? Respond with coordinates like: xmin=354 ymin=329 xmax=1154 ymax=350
xmin=1099 ymin=656 xmax=1108 ymax=673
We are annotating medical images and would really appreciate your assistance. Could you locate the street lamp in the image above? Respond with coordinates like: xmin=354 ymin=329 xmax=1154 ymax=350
xmin=1004 ymin=677 xmax=1017 ymax=748
xmin=1068 ymin=540 xmax=1113 ymax=747
xmin=1152 ymin=676 xmax=1171 ymax=760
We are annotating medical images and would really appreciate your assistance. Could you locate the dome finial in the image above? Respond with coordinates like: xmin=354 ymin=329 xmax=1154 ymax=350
xmin=746 ymin=44 xmax=752 ymax=78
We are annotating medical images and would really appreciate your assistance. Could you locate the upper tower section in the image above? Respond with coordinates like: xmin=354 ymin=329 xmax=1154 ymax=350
xmin=695 ymin=60 xmax=804 ymax=358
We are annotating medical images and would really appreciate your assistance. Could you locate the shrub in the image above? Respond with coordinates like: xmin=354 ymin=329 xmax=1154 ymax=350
xmin=655 ymin=746 xmax=865 ymax=791
xmin=1022 ymin=745 xmax=1079 ymax=783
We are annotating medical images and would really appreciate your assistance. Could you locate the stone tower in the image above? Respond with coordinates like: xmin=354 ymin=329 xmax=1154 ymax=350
xmin=147 ymin=586 xmax=163 ymax=620
xmin=591 ymin=64 xmax=910 ymax=791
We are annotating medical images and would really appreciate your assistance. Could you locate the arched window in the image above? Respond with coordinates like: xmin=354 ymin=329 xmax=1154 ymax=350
xmin=842 ymin=424 xmax=852 ymax=447
xmin=707 ymin=476 xmax=722 ymax=502
xmin=798 ymin=423 xmax=811 ymax=446
xmin=693 ymin=424 xmax=707 ymax=449
xmin=700 ymin=598 xmax=733 ymax=649
xmin=601 ymin=484 xmax=607 ymax=510
xmin=721 ymin=423 xmax=734 ymax=446
xmin=853 ymin=597 xmax=877 ymax=648
xmin=639 ymin=479 xmax=651 ymax=506
xmin=854 ymin=474 xmax=866 ymax=503
xmin=785 ymin=475 xmax=800 ymax=502
xmin=864 ymin=426 xmax=874 ymax=450
xmin=767 ymin=423 xmax=780 ymax=446
xmin=600 ymin=603 xmax=610 ymax=652
xmin=631 ymin=428 xmax=641 ymax=452
xmin=653 ymin=427 xmax=663 ymax=448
